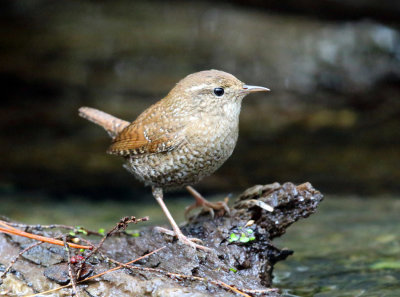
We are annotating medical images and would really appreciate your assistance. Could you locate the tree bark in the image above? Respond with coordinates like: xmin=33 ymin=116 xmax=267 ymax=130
xmin=0 ymin=182 xmax=323 ymax=297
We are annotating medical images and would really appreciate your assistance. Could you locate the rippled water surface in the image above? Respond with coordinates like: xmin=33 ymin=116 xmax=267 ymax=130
xmin=2 ymin=194 xmax=400 ymax=296
xmin=274 ymin=197 xmax=400 ymax=297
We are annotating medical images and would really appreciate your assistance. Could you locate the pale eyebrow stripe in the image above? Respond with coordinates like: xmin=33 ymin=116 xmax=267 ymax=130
xmin=186 ymin=84 xmax=209 ymax=92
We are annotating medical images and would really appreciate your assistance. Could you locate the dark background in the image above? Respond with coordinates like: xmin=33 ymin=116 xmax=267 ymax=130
xmin=1 ymin=0 xmax=400 ymax=200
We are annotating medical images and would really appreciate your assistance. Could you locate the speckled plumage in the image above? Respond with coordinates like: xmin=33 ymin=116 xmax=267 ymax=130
xmin=117 ymin=72 xmax=244 ymax=189
xmin=79 ymin=69 xmax=269 ymax=250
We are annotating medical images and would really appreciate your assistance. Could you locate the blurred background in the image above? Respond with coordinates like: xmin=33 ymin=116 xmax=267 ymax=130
xmin=1 ymin=1 xmax=400 ymax=296
xmin=1 ymin=0 xmax=400 ymax=199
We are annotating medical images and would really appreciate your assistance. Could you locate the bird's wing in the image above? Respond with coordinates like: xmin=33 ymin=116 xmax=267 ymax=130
xmin=107 ymin=121 xmax=186 ymax=156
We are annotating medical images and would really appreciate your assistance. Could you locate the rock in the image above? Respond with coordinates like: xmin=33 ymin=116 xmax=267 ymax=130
xmin=44 ymin=262 xmax=93 ymax=285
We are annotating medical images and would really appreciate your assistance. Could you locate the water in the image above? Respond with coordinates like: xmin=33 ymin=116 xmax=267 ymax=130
xmin=1 ymin=194 xmax=399 ymax=296
xmin=274 ymin=197 xmax=400 ymax=297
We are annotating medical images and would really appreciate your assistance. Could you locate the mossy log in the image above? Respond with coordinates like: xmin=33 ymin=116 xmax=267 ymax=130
xmin=0 ymin=182 xmax=323 ymax=296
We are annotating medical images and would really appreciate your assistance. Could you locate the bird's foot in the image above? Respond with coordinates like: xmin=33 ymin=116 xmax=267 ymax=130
xmin=177 ymin=234 xmax=211 ymax=251
xmin=185 ymin=186 xmax=230 ymax=219
xmin=154 ymin=226 xmax=211 ymax=251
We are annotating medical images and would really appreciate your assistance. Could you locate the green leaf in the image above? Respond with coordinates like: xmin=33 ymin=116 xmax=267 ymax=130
xmin=78 ymin=229 xmax=88 ymax=236
xmin=228 ymin=233 xmax=239 ymax=242
xmin=239 ymin=237 xmax=250 ymax=243
xmin=229 ymin=267 xmax=237 ymax=273
xmin=126 ymin=230 xmax=140 ymax=237
xmin=69 ymin=231 xmax=76 ymax=236
xmin=249 ymin=236 xmax=256 ymax=241
xmin=246 ymin=229 xmax=253 ymax=234
xmin=239 ymin=233 xmax=250 ymax=243
xmin=98 ymin=228 xmax=105 ymax=235
xmin=79 ymin=249 xmax=85 ymax=253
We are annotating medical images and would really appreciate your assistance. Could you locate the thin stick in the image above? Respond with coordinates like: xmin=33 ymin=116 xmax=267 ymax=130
xmin=2 ymin=220 xmax=103 ymax=236
xmin=63 ymin=236 xmax=80 ymax=297
xmin=0 ymin=225 xmax=92 ymax=250
xmin=76 ymin=216 xmax=148 ymax=278
xmin=106 ymin=258 xmax=251 ymax=297
xmin=0 ymin=241 xmax=44 ymax=280
xmin=0 ymin=220 xmax=24 ymax=232
xmin=25 ymin=246 xmax=166 ymax=297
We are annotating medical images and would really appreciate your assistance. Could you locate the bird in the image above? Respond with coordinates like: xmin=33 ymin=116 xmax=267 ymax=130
xmin=79 ymin=69 xmax=269 ymax=251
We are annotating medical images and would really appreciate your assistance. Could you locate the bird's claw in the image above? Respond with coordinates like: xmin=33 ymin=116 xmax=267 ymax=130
xmin=184 ymin=196 xmax=230 ymax=220
xmin=154 ymin=226 xmax=211 ymax=251
xmin=177 ymin=234 xmax=211 ymax=251
xmin=154 ymin=226 xmax=175 ymax=236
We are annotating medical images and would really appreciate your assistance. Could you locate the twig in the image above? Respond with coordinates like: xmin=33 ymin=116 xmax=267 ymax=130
xmin=241 ymin=288 xmax=280 ymax=295
xmin=105 ymin=257 xmax=252 ymax=297
xmin=25 ymin=246 xmax=166 ymax=297
xmin=2 ymin=221 xmax=103 ymax=236
xmin=76 ymin=216 xmax=148 ymax=278
xmin=0 ymin=225 xmax=92 ymax=250
xmin=0 ymin=241 xmax=44 ymax=281
xmin=63 ymin=236 xmax=80 ymax=297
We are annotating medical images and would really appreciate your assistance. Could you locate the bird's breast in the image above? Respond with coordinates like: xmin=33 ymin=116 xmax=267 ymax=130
xmin=126 ymin=115 xmax=239 ymax=189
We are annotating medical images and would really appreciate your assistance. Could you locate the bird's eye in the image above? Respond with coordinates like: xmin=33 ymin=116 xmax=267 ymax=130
xmin=213 ymin=87 xmax=224 ymax=97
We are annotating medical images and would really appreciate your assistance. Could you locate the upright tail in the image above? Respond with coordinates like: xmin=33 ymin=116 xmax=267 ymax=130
xmin=78 ymin=107 xmax=130 ymax=138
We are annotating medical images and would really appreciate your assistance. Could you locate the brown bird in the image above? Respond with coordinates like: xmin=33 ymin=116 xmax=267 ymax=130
xmin=79 ymin=70 xmax=269 ymax=251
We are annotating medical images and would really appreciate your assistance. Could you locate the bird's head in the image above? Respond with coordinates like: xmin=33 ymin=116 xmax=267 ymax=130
xmin=165 ymin=70 xmax=269 ymax=115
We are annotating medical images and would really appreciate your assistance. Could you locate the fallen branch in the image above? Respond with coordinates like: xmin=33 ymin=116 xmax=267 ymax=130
xmin=0 ymin=182 xmax=323 ymax=297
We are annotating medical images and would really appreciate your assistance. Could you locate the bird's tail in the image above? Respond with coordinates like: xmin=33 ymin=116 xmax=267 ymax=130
xmin=78 ymin=107 xmax=130 ymax=138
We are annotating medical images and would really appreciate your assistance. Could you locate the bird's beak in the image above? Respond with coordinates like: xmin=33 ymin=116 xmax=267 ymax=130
xmin=242 ymin=85 xmax=270 ymax=93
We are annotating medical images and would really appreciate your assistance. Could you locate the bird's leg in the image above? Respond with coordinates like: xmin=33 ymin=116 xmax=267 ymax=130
xmin=152 ymin=187 xmax=211 ymax=251
xmin=184 ymin=186 xmax=230 ymax=219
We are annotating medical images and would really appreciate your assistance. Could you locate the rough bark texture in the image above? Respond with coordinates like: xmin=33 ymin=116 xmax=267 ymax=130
xmin=0 ymin=182 xmax=323 ymax=296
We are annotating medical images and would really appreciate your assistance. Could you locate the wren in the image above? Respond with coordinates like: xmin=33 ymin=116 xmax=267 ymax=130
xmin=79 ymin=70 xmax=269 ymax=251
